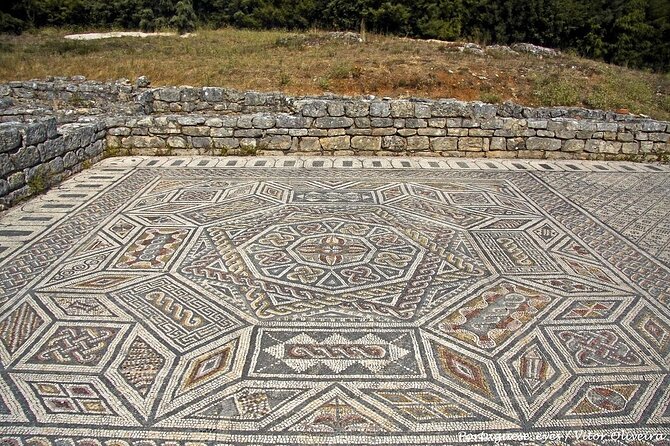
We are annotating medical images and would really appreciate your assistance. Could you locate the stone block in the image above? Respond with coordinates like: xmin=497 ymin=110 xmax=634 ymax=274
xmin=418 ymin=128 xmax=446 ymax=137
xmin=301 ymin=101 xmax=328 ymax=118
xmin=490 ymin=137 xmax=506 ymax=151
xmin=276 ymin=115 xmax=312 ymax=128
xmin=527 ymin=119 xmax=548 ymax=129
xmin=370 ymin=102 xmax=391 ymax=118
xmin=430 ymin=138 xmax=457 ymax=151
xmin=371 ymin=128 xmax=397 ymax=136
xmin=328 ymin=102 xmax=345 ymax=117
xmin=177 ymin=116 xmax=205 ymax=126
xmin=191 ymin=137 xmax=212 ymax=149
xmin=415 ymin=103 xmax=432 ymax=119
xmin=562 ymin=140 xmax=584 ymax=152
xmin=108 ymin=127 xmax=131 ymax=136
xmin=621 ymin=142 xmax=639 ymax=154
xmin=0 ymin=153 xmax=14 ymax=177
xmin=158 ymin=88 xmax=181 ymax=102
xmin=390 ymin=101 xmax=414 ymax=118
xmin=354 ymin=118 xmax=370 ymax=128
xmin=213 ymin=138 xmax=240 ymax=149
xmin=429 ymin=118 xmax=447 ymax=128
xmin=211 ymin=128 xmax=234 ymax=137
xmin=458 ymin=137 xmax=488 ymax=151
xmin=299 ymin=137 xmax=322 ymax=152
xmin=202 ymin=87 xmax=225 ymax=102
xmin=616 ymin=132 xmax=634 ymax=142
xmin=585 ymin=139 xmax=621 ymax=154
xmin=182 ymin=126 xmax=210 ymax=137
xmin=167 ymin=136 xmax=187 ymax=148
xmin=24 ymin=122 xmax=47 ymax=146
xmin=351 ymin=136 xmax=381 ymax=151
xmin=345 ymin=102 xmax=370 ymax=117
xmin=0 ymin=124 xmax=21 ymax=154
xmin=526 ymin=137 xmax=562 ymax=151
xmin=407 ymin=136 xmax=430 ymax=151
xmin=262 ymin=135 xmax=292 ymax=151
xmin=370 ymin=118 xmax=394 ymax=128
xmin=234 ymin=129 xmax=263 ymax=138
xmin=10 ymin=145 xmax=40 ymax=170
xmin=321 ymin=136 xmax=351 ymax=151
xmin=596 ymin=122 xmax=618 ymax=132
xmin=382 ymin=136 xmax=407 ymax=151
xmin=486 ymin=150 xmax=517 ymax=159
xmin=431 ymin=101 xmax=469 ymax=117
xmin=252 ymin=115 xmax=276 ymax=129
xmin=314 ymin=117 xmax=354 ymax=129
xmin=405 ymin=119 xmax=428 ymax=129
xmin=7 ymin=171 xmax=25 ymax=191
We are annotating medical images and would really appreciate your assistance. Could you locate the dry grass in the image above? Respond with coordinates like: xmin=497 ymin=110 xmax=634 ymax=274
xmin=1 ymin=27 xmax=668 ymax=120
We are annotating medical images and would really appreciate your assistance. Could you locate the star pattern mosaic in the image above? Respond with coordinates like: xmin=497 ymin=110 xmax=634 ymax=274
xmin=0 ymin=156 xmax=669 ymax=445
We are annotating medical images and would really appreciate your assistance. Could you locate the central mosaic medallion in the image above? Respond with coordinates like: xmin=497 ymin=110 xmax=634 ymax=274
xmin=239 ymin=218 xmax=423 ymax=293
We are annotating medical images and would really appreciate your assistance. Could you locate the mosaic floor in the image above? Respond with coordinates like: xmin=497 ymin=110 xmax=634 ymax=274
xmin=0 ymin=156 xmax=669 ymax=446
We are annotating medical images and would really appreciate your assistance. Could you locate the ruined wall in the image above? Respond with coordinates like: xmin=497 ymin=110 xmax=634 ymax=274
xmin=1 ymin=77 xmax=669 ymax=208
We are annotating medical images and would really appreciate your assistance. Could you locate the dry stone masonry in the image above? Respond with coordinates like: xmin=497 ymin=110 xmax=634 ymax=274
xmin=1 ymin=76 xmax=669 ymax=208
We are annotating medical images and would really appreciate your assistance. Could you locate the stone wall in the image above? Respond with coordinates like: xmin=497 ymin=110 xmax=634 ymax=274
xmin=107 ymin=91 xmax=670 ymax=160
xmin=1 ymin=77 xmax=669 ymax=208
xmin=0 ymin=117 xmax=106 ymax=208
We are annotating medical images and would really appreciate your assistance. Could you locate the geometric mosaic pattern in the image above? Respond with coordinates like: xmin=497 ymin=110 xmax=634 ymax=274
xmin=0 ymin=156 xmax=669 ymax=445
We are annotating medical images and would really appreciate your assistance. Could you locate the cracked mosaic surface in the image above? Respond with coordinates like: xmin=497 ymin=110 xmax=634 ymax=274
xmin=0 ymin=157 xmax=669 ymax=445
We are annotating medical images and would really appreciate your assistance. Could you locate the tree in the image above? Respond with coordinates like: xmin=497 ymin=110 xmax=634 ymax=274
xmin=171 ymin=0 xmax=197 ymax=34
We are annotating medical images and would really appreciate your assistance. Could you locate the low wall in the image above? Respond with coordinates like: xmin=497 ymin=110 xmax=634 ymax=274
xmin=1 ymin=76 xmax=669 ymax=208
xmin=0 ymin=118 xmax=105 ymax=208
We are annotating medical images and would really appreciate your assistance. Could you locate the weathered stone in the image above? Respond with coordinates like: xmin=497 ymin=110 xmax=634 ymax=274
xmin=469 ymin=129 xmax=494 ymax=137
xmin=397 ymin=129 xmax=417 ymax=137
xmin=252 ymin=115 xmax=276 ymax=129
xmin=370 ymin=102 xmax=391 ymax=118
xmin=205 ymin=118 xmax=223 ymax=127
xmin=24 ymin=122 xmax=47 ymax=146
xmin=7 ymin=171 xmax=25 ymax=191
xmin=213 ymin=138 xmax=240 ymax=149
xmin=621 ymin=142 xmax=639 ymax=154
xmin=10 ymin=145 xmax=40 ymax=170
xmin=299 ymin=137 xmax=322 ymax=152
xmin=345 ymin=102 xmax=370 ymax=117
xmin=158 ymin=88 xmax=181 ymax=102
xmin=39 ymin=138 xmax=66 ymax=161
xmin=167 ymin=136 xmax=187 ymax=148
xmin=640 ymin=121 xmax=667 ymax=132
xmin=527 ymin=119 xmax=548 ymax=129
xmin=190 ymin=137 xmax=212 ymax=148
xmin=301 ymin=101 xmax=328 ymax=117
xmin=447 ymin=128 xmax=469 ymax=137
xmin=649 ymin=133 xmax=670 ymax=142
xmin=616 ymin=132 xmax=634 ymax=142
xmin=585 ymin=139 xmax=621 ymax=154
xmin=182 ymin=126 xmax=210 ymax=137
xmin=276 ymin=115 xmax=312 ymax=128
xmin=429 ymin=118 xmax=447 ymax=128
xmin=237 ymin=116 xmax=253 ymax=129
xmin=0 ymin=124 xmax=21 ymax=153
xmin=390 ymin=101 xmax=414 ymax=118
xmin=351 ymin=136 xmax=381 ymax=151
xmin=431 ymin=101 xmax=469 ymax=117
xmin=526 ymin=137 xmax=562 ymax=151
xmin=486 ymin=150 xmax=517 ymax=159
xmin=536 ymin=130 xmax=555 ymax=138
xmin=211 ymin=128 xmax=234 ymax=137
xmin=202 ymin=87 xmax=225 ymax=102
xmin=370 ymin=118 xmax=394 ymax=128
xmin=418 ymin=128 xmax=446 ymax=136
xmin=234 ymin=129 xmax=263 ymax=138
xmin=126 ymin=136 xmax=165 ymax=148
xmin=562 ymin=140 xmax=584 ymax=152
xmin=108 ymin=125 xmax=133 ymax=137
xmin=407 ymin=136 xmax=430 ymax=151
xmin=490 ymin=137 xmax=506 ymax=151
xmin=177 ymin=116 xmax=205 ymax=126
xmin=327 ymin=129 xmax=347 ymax=136
xmin=354 ymin=118 xmax=370 ymax=128
xmin=48 ymin=156 xmax=64 ymax=174
xmin=262 ymin=135 xmax=292 ymax=151
xmin=321 ymin=136 xmax=351 ymax=151
xmin=458 ymin=137 xmax=488 ymax=151
xmin=328 ymin=102 xmax=345 ymax=117
xmin=382 ymin=136 xmax=407 ymax=151
xmin=314 ymin=117 xmax=354 ymax=129
xmin=431 ymin=138 xmax=458 ymax=151
xmin=0 ymin=154 xmax=14 ymax=177
xmin=596 ymin=122 xmax=618 ymax=132
xmin=414 ymin=103 xmax=432 ymax=119
xmin=371 ymin=128 xmax=397 ymax=136
xmin=405 ymin=119 xmax=428 ymax=129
